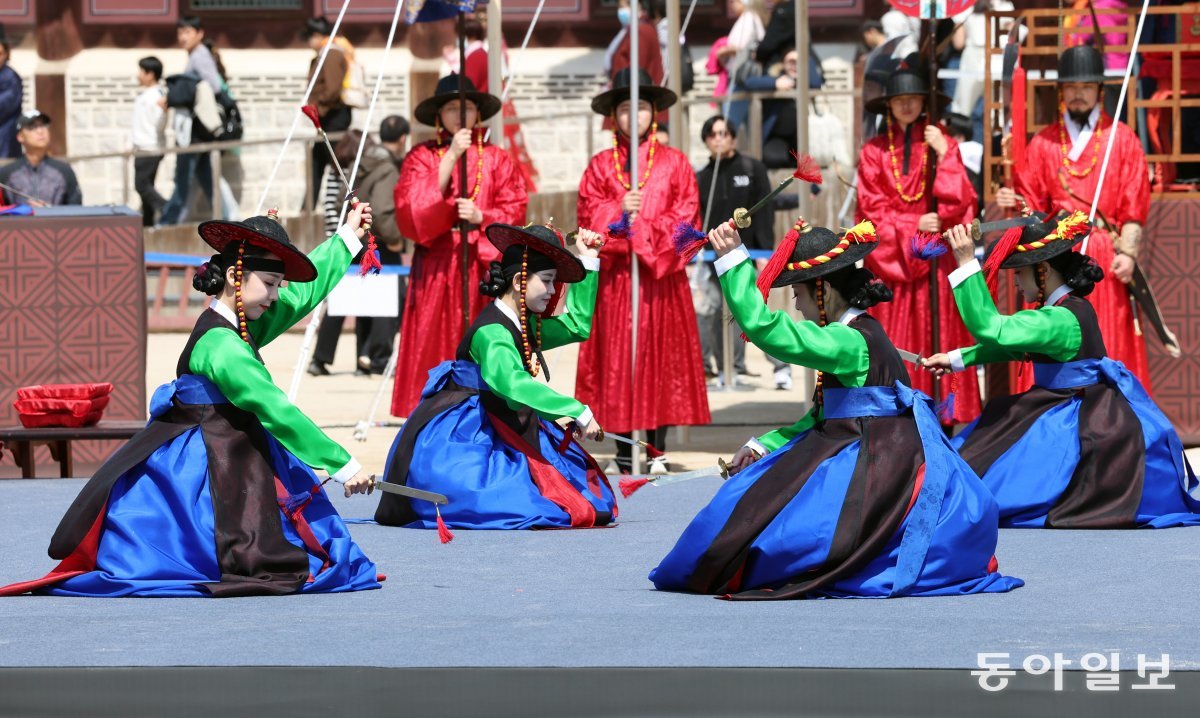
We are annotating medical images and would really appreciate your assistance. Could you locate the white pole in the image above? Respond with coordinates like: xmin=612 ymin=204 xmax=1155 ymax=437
xmin=287 ymin=0 xmax=407 ymax=402
xmin=630 ymin=0 xmax=642 ymax=475
xmin=254 ymin=0 xmax=352 ymax=215
xmin=486 ymin=0 xmax=505 ymax=143
xmin=482 ymin=0 xmax=546 ymax=144
xmin=1083 ymin=0 xmax=1150 ymax=255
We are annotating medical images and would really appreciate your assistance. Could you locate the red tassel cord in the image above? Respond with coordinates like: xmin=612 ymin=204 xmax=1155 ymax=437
xmin=619 ymin=477 xmax=652 ymax=498
xmin=790 ymin=150 xmax=824 ymax=185
xmin=673 ymin=221 xmax=709 ymax=261
xmin=755 ymin=218 xmax=806 ymax=302
xmin=982 ymin=225 xmax=1025 ymax=294
xmin=935 ymin=372 xmax=960 ymax=424
xmin=642 ymin=441 xmax=664 ymax=459
xmin=359 ymin=232 xmax=383 ymax=275
xmin=435 ymin=506 xmax=455 ymax=544
xmin=910 ymin=231 xmax=949 ymax=261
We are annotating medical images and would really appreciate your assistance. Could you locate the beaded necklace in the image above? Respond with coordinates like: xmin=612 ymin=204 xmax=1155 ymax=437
xmin=1058 ymin=102 xmax=1103 ymax=179
xmin=435 ymin=120 xmax=486 ymax=201
xmin=611 ymin=117 xmax=658 ymax=190
xmin=886 ymin=120 xmax=928 ymax=204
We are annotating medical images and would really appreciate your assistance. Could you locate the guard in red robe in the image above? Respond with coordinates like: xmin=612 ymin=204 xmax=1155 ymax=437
xmin=391 ymin=75 xmax=529 ymax=417
xmin=856 ymin=67 xmax=982 ymax=424
xmin=576 ymin=68 xmax=710 ymax=471
xmin=998 ymin=45 xmax=1152 ymax=391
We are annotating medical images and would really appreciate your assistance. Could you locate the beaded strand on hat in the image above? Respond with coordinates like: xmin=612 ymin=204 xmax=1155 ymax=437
xmin=435 ymin=116 xmax=485 ymax=201
xmin=234 ymin=241 xmax=249 ymax=343
xmin=814 ymin=278 xmax=827 ymax=411
xmin=516 ymin=245 xmax=542 ymax=377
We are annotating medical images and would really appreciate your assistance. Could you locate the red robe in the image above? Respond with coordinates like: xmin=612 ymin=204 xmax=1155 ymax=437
xmin=390 ymin=135 xmax=529 ymax=417
xmin=576 ymin=137 xmax=710 ymax=433
xmin=856 ymin=120 xmax=982 ymax=424
xmin=1014 ymin=114 xmax=1152 ymax=391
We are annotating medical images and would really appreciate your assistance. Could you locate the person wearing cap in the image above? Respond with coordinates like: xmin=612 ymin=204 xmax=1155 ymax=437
xmin=302 ymin=16 xmax=351 ymax=208
xmin=923 ymin=218 xmax=1199 ymax=529
xmin=389 ymin=74 xmax=529 ymax=418
xmin=0 ymin=32 xmax=22 ymax=159
xmin=0 ymin=111 xmax=82 ymax=206
xmin=995 ymin=45 xmax=1152 ymax=392
xmin=856 ymin=61 xmax=981 ymax=425
xmin=375 ymin=223 xmax=618 ymax=531
xmin=0 ymin=204 xmax=383 ymax=598
xmin=649 ymin=217 xmax=1022 ymax=599
xmin=576 ymin=68 xmax=709 ymax=475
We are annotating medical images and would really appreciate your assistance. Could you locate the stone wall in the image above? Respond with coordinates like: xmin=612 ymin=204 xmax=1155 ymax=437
xmin=8 ymin=46 xmax=857 ymax=219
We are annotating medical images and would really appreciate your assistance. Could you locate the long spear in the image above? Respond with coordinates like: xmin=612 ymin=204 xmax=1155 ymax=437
xmin=457 ymin=11 xmax=471 ymax=334
xmin=629 ymin=0 xmax=643 ymax=475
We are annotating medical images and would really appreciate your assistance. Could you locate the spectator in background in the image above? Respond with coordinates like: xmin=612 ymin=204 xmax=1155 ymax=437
xmin=310 ymin=116 xmax=411 ymax=377
xmin=694 ymin=115 xmax=793 ymax=390
xmin=952 ymin=0 xmax=1015 ymax=118
xmin=739 ymin=47 xmax=823 ymax=168
xmin=302 ymin=16 xmax=351 ymax=209
xmin=131 ymin=56 xmax=167 ymax=227
xmin=0 ymin=30 xmax=22 ymax=159
xmin=605 ymin=0 xmax=663 ymax=85
xmin=0 ymin=110 xmax=82 ymax=206
xmin=718 ymin=0 xmax=768 ymax=130
xmin=158 ymin=16 xmax=224 ymax=225
xmin=881 ymin=0 xmax=921 ymax=58
xmin=946 ymin=111 xmax=984 ymax=211
xmin=861 ymin=19 xmax=887 ymax=54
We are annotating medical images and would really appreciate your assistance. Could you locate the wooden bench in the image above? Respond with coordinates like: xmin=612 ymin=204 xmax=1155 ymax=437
xmin=0 ymin=421 xmax=145 ymax=478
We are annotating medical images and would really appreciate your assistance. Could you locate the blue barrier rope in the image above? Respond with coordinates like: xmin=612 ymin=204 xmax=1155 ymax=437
xmin=145 ymin=252 xmax=411 ymax=276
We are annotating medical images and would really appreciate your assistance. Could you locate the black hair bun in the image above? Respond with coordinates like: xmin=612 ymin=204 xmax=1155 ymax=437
xmin=192 ymin=254 xmax=227 ymax=296
xmin=828 ymin=267 xmax=893 ymax=309
xmin=479 ymin=261 xmax=511 ymax=298
xmin=1048 ymin=252 xmax=1104 ymax=298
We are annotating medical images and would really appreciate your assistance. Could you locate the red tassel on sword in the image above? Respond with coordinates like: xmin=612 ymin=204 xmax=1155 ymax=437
xmin=300 ymin=105 xmax=381 ymax=275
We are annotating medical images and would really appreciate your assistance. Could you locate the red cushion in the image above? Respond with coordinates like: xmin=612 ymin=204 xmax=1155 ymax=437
xmin=17 ymin=411 xmax=105 ymax=429
xmin=14 ymin=395 xmax=111 ymax=418
xmin=16 ymin=383 xmax=114 ymax=401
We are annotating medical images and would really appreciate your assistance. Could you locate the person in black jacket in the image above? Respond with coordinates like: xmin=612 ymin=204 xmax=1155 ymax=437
xmin=694 ymin=115 xmax=791 ymax=389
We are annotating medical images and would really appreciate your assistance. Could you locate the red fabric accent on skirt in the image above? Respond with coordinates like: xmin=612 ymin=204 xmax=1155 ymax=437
xmin=487 ymin=412 xmax=597 ymax=528
xmin=0 ymin=501 xmax=107 ymax=596
xmin=274 ymin=478 xmax=332 ymax=575
xmin=987 ymin=555 xmax=999 ymax=574
xmin=904 ymin=464 xmax=927 ymax=519
xmin=552 ymin=422 xmax=619 ymax=520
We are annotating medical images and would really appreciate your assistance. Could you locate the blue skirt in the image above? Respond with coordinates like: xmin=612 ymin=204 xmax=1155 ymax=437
xmin=651 ymin=383 xmax=1023 ymax=599
xmin=380 ymin=361 xmax=617 ymax=530
xmin=955 ymin=358 xmax=1200 ymax=529
xmin=39 ymin=376 xmax=380 ymax=597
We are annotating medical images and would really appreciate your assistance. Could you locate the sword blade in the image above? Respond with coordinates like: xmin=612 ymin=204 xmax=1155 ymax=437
xmin=637 ymin=459 xmax=731 ymax=487
xmin=372 ymin=480 xmax=448 ymax=505
xmin=971 ymin=215 xmax=1041 ymax=239
xmin=744 ymin=177 xmax=795 ymax=218
xmin=1129 ymin=263 xmax=1182 ymax=357
xmin=895 ymin=348 xmax=923 ymax=365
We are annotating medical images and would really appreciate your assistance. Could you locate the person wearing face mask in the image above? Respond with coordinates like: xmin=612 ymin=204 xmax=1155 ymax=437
xmin=605 ymin=0 xmax=663 ymax=86
xmin=389 ymin=75 xmax=529 ymax=418
xmin=856 ymin=61 xmax=981 ymax=426
xmin=576 ymin=68 xmax=710 ymax=475
xmin=922 ymin=218 xmax=1200 ymax=529
xmin=649 ymin=218 xmax=1022 ymax=600
xmin=375 ymin=223 xmax=618 ymax=531
xmin=994 ymin=45 xmax=1152 ymax=392
xmin=1 ymin=205 xmax=383 ymax=598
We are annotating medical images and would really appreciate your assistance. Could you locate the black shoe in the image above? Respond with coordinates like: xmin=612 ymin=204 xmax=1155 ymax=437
xmin=355 ymin=366 xmax=371 ymax=377
xmin=307 ymin=360 xmax=330 ymax=376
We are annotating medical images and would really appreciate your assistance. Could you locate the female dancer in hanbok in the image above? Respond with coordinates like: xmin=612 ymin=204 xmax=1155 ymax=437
xmin=375 ymin=223 xmax=618 ymax=530
xmin=923 ymin=216 xmax=1200 ymax=529
xmin=650 ymin=218 xmax=1022 ymax=599
xmin=1 ymin=205 xmax=382 ymax=597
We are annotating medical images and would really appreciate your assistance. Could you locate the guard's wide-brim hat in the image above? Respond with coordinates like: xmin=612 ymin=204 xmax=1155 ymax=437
xmin=198 ymin=215 xmax=318 ymax=282
xmin=865 ymin=69 xmax=951 ymax=115
xmin=414 ymin=74 xmax=502 ymax=127
xmin=591 ymin=67 xmax=678 ymax=116
xmin=485 ymin=223 xmax=586 ymax=284
xmin=1057 ymin=45 xmax=1106 ymax=84
xmin=985 ymin=212 xmax=1090 ymax=269
xmin=772 ymin=226 xmax=879 ymax=286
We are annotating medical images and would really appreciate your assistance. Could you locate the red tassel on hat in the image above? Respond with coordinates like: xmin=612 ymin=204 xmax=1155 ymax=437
xmin=619 ymin=477 xmax=652 ymax=498
xmin=790 ymin=151 xmax=824 ymax=185
xmin=983 ymin=225 xmax=1024 ymax=294
xmin=301 ymin=104 xmax=322 ymax=129
xmin=755 ymin=218 xmax=806 ymax=302
xmin=435 ymin=506 xmax=455 ymax=544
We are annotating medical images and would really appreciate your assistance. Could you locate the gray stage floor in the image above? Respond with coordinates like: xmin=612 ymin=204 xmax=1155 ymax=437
xmin=1 ymin=477 xmax=1197 ymax=670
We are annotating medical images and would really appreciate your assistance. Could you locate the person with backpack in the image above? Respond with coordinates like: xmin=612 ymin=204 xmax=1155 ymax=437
xmin=159 ymin=16 xmax=238 ymax=225
xmin=302 ymin=16 xmax=352 ymax=209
